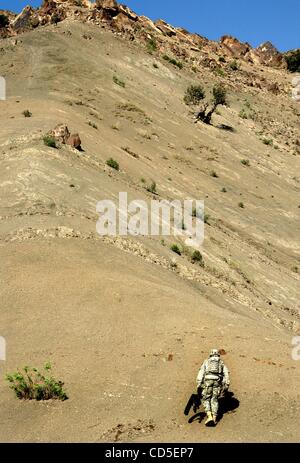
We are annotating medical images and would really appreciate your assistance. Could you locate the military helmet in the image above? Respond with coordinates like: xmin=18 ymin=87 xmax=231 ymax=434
xmin=209 ymin=349 xmax=220 ymax=357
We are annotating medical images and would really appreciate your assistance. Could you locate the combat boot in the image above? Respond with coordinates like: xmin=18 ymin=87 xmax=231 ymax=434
xmin=205 ymin=412 xmax=215 ymax=426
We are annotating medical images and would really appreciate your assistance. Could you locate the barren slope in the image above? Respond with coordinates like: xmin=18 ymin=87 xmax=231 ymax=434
xmin=0 ymin=19 xmax=299 ymax=442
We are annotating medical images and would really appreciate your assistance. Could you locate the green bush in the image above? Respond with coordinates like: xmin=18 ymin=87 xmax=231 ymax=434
xmin=43 ymin=135 xmax=57 ymax=148
xmin=5 ymin=363 xmax=68 ymax=401
xmin=0 ymin=14 xmax=9 ymax=28
xmin=212 ymin=84 xmax=227 ymax=106
xmin=229 ymin=60 xmax=239 ymax=71
xmin=147 ymin=39 xmax=157 ymax=53
xmin=239 ymin=109 xmax=248 ymax=119
xmin=170 ymin=244 xmax=181 ymax=255
xmin=22 ymin=110 xmax=32 ymax=118
xmin=285 ymin=50 xmax=300 ymax=73
xmin=163 ymin=55 xmax=183 ymax=69
xmin=106 ymin=158 xmax=119 ymax=170
xmin=262 ymin=138 xmax=273 ymax=146
xmin=113 ymin=75 xmax=125 ymax=88
xmin=191 ymin=250 xmax=204 ymax=266
xmin=241 ymin=159 xmax=250 ymax=166
xmin=184 ymin=84 xmax=206 ymax=105
xmin=219 ymin=56 xmax=226 ymax=63
xmin=146 ymin=181 xmax=157 ymax=194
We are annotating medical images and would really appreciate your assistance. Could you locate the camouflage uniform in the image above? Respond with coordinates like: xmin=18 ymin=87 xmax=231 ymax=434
xmin=196 ymin=350 xmax=230 ymax=420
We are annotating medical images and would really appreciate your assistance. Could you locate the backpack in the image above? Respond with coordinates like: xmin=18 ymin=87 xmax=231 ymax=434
xmin=206 ymin=356 xmax=223 ymax=377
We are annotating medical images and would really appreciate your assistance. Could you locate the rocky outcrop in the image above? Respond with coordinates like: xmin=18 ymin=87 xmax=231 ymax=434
xmin=0 ymin=0 xmax=290 ymax=75
xmin=250 ymin=42 xmax=285 ymax=68
xmin=220 ymin=35 xmax=251 ymax=58
xmin=48 ymin=124 xmax=70 ymax=144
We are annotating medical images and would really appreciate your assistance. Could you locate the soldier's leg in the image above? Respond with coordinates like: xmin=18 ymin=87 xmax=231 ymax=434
xmin=211 ymin=383 xmax=221 ymax=423
xmin=202 ymin=381 xmax=215 ymax=425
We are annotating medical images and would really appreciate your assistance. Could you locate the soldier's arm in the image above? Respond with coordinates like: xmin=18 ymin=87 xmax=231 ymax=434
xmin=196 ymin=361 xmax=206 ymax=388
xmin=222 ymin=363 xmax=230 ymax=389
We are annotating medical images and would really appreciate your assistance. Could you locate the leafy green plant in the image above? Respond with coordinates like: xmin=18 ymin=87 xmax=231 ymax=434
xmin=162 ymin=55 xmax=183 ymax=69
xmin=229 ymin=60 xmax=239 ymax=71
xmin=170 ymin=244 xmax=181 ymax=255
xmin=5 ymin=363 xmax=68 ymax=401
xmin=239 ymin=109 xmax=248 ymax=119
xmin=113 ymin=75 xmax=125 ymax=88
xmin=241 ymin=159 xmax=250 ymax=166
xmin=147 ymin=39 xmax=157 ymax=53
xmin=22 ymin=110 xmax=32 ymax=118
xmin=191 ymin=250 xmax=204 ymax=266
xmin=43 ymin=135 xmax=57 ymax=148
xmin=262 ymin=138 xmax=273 ymax=146
xmin=285 ymin=50 xmax=300 ymax=73
xmin=106 ymin=158 xmax=120 ymax=170
xmin=146 ymin=181 xmax=157 ymax=194
xmin=184 ymin=84 xmax=206 ymax=105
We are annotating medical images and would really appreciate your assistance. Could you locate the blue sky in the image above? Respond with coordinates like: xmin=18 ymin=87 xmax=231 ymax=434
xmin=2 ymin=0 xmax=299 ymax=51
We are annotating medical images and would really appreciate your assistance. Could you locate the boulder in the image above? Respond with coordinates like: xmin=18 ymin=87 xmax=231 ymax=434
xmin=12 ymin=6 xmax=35 ymax=32
xmin=220 ymin=35 xmax=250 ymax=58
xmin=48 ymin=124 xmax=70 ymax=144
xmin=67 ymin=133 xmax=82 ymax=150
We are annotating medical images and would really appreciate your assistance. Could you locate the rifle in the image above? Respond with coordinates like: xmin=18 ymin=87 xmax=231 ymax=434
xmin=184 ymin=387 xmax=202 ymax=416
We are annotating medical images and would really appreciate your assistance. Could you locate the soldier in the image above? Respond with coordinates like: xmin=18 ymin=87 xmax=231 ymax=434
xmin=196 ymin=349 xmax=230 ymax=426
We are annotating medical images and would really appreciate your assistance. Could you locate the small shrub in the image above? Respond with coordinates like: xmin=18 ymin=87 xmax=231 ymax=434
xmin=221 ymin=187 xmax=227 ymax=193
xmin=88 ymin=121 xmax=98 ymax=129
xmin=153 ymin=63 xmax=159 ymax=69
xmin=239 ymin=109 xmax=248 ymax=119
xmin=238 ymin=202 xmax=245 ymax=209
xmin=0 ymin=14 xmax=9 ymax=28
xmin=191 ymin=250 xmax=204 ymax=266
xmin=210 ymin=170 xmax=219 ymax=178
xmin=146 ymin=181 xmax=157 ymax=194
xmin=171 ymin=244 xmax=181 ymax=255
xmin=212 ymin=84 xmax=227 ymax=106
xmin=215 ymin=67 xmax=225 ymax=77
xmin=241 ymin=159 xmax=250 ymax=166
xmin=285 ymin=50 xmax=300 ymax=73
xmin=184 ymin=84 xmax=205 ymax=105
xmin=113 ymin=75 xmax=125 ymax=88
xmin=147 ymin=39 xmax=157 ymax=53
xmin=22 ymin=110 xmax=32 ymax=118
xmin=106 ymin=158 xmax=119 ymax=170
xmin=262 ymin=138 xmax=273 ymax=146
xmin=229 ymin=60 xmax=239 ymax=71
xmin=219 ymin=56 xmax=226 ymax=63
xmin=43 ymin=135 xmax=57 ymax=148
xmin=5 ymin=363 xmax=68 ymax=401
xmin=162 ymin=55 xmax=183 ymax=69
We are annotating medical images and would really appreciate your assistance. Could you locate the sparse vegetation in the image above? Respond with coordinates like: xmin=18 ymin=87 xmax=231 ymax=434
xmin=43 ymin=135 xmax=57 ymax=148
xmin=241 ymin=159 xmax=250 ymax=166
xmin=106 ymin=158 xmax=119 ymax=170
xmin=219 ymin=56 xmax=226 ymax=63
xmin=238 ymin=202 xmax=245 ymax=208
xmin=147 ymin=39 xmax=157 ymax=53
xmin=146 ymin=181 xmax=157 ymax=194
xmin=285 ymin=50 xmax=300 ymax=73
xmin=229 ymin=60 xmax=239 ymax=71
xmin=5 ymin=363 xmax=68 ymax=401
xmin=194 ymin=84 xmax=228 ymax=125
xmin=153 ymin=63 xmax=159 ymax=69
xmin=113 ymin=75 xmax=125 ymax=88
xmin=210 ymin=170 xmax=219 ymax=178
xmin=221 ymin=187 xmax=227 ymax=193
xmin=0 ymin=14 xmax=9 ymax=28
xmin=239 ymin=109 xmax=248 ymax=119
xmin=162 ymin=55 xmax=183 ymax=69
xmin=170 ymin=244 xmax=181 ymax=255
xmin=191 ymin=250 xmax=204 ymax=266
xmin=88 ymin=121 xmax=98 ymax=129
xmin=184 ymin=84 xmax=206 ymax=106
xmin=262 ymin=138 xmax=273 ymax=146
xmin=22 ymin=110 xmax=32 ymax=118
